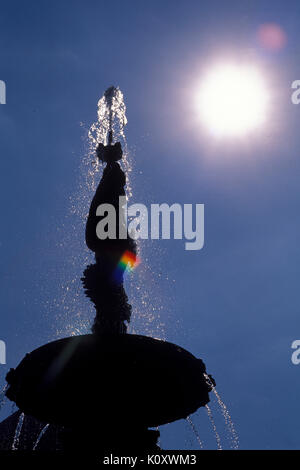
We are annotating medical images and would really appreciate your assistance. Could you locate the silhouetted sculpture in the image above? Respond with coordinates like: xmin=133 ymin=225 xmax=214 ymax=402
xmin=83 ymin=142 xmax=136 ymax=335
xmin=1 ymin=89 xmax=215 ymax=453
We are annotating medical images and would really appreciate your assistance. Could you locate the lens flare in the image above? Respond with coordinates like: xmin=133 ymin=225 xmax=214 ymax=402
xmin=114 ymin=250 xmax=140 ymax=283
xmin=258 ymin=23 xmax=287 ymax=51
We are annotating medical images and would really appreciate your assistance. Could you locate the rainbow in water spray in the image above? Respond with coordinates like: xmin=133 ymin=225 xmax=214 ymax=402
xmin=114 ymin=250 xmax=140 ymax=283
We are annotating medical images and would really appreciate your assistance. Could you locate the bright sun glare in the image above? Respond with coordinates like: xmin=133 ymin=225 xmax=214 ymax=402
xmin=197 ymin=64 xmax=268 ymax=137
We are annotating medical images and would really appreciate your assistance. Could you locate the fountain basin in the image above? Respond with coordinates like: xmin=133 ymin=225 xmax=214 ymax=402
xmin=5 ymin=334 xmax=212 ymax=428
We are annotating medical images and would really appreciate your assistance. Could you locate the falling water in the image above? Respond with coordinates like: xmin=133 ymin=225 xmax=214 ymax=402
xmin=88 ymin=86 xmax=132 ymax=197
xmin=89 ymin=86 xmax=127 ymax=148
xmin=33 ymin=424 xmax=50 ymax=450
xmin=155 ymin=426 xmax=161 ymax=448
xmin=48 ymin=87 xmax=133 ymax=340
xmin=0 ymin=384 xmax=8 ymax=414
xmin=205 ymin=405 xmax=222 ymax=450
xmin=186 ymin=416 xmax=204 ymax=449
xmin=204 ymin=373 xmax=239 ymax=449
xmin=12 ymin=412 xmax=25 ymax=450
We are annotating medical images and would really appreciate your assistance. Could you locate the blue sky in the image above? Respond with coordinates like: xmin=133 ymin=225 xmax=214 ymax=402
xmin=0 ymin=0 xmax=300 ymax=450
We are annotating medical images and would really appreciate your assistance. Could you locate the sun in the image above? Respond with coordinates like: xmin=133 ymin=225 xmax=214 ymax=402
xmin=196 ymin=64 xmax=268 ymax=137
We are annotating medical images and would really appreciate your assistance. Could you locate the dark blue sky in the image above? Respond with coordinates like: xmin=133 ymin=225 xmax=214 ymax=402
xmin=1 ymin=0 xmax=300 ymax=450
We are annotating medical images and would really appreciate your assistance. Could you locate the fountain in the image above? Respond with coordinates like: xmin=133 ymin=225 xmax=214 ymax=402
xmin=0 ymin=86 xmax=215 ymax=452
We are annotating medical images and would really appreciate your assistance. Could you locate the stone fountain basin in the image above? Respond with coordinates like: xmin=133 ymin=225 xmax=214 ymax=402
xmin=5 ymin=334 xmax=211 ymax=428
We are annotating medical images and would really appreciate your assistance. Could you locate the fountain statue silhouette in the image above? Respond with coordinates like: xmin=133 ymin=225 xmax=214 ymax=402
xmin=1 ymin=86 xmax=215 ymax=452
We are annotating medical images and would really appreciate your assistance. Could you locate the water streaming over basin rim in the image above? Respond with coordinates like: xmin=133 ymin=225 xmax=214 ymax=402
xmin=204 ymin=373 xmax=239 ymax=449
